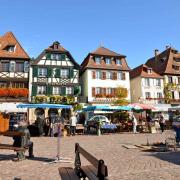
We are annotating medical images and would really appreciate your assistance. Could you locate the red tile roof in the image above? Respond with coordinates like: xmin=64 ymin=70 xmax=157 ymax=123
xmin=45 ymin=41 xmax=67 ymax=52
xmin=146 ymin=47 xmax=180 ymax=75
xmin=130 ymin=64 xmax=163 ymax=79
xmin=81 ymin=46 xmax=130 ymax=72
xmin=0 ymin=32 xmax=29 ymax=59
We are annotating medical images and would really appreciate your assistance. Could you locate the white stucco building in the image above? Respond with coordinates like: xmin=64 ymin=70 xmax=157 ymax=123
xmin=80 ymin=46 xmax=131 ymax=104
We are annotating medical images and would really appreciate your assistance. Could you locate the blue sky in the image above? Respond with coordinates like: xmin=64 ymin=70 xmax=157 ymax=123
xmin=0 ymin=0 xmax=180 ymax=68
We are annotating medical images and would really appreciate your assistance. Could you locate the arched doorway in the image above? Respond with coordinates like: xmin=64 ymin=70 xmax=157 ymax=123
xmin=35 ymin=108 xmax=45 ymax=119
xmin=61 ymin=108 xmax=71 ymax=120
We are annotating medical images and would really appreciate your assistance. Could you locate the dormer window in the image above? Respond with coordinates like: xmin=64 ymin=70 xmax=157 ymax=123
xmin=147 ymin=68 xmax=152 ymax=74
xmin=116 ymin=59 xmax=122 ymax=65
xmin=95 ymin=57 xmax=101 ymax=64
xmin=51 ymin=54 xmax=60 ymax=60
xmin=105 ymin=58 xmax=111 ymax=64
xmin=7 ymin=45 xmax=15 ymax=53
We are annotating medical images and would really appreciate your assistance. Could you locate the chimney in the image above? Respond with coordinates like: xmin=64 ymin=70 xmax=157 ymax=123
xmin=154 ymin=49 xmax=159 ymax=57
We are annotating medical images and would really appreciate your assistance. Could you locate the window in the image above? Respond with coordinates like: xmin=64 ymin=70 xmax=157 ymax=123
xmin=16 ymin=62 xmax=24 ymax=72
xmin=156 ymin=79 xmax=161 ymax=87
xmin=0 ymin=82 xmax=8 ymax=88
xmin=12 ymin=82 xmax=26 ymax=88
xmin=145 ymin=92 xmax=151 ymax=98
xmin=9 ymin=61 xmax=15 ymax=72
xmin=157 ymin=92 xmax=162 ymax=98
xmin=8 ymin=46 xmax=15 ymax=53
xmin=1 ymin=62 xmax=9 ymax=72
xmin=95 ymin=87 xmax=101 ymax=94
xmin=106 ymin=71 xmax=112 ymax=79
xmin=106 ymin=88 xmax=112 ymax=94
xmin=38 ymin=68 xmax=47 ymax=77
xmin=105 ymin=58 xmax=111 ymax=64
xmin=37 ymin=86 xmax=46 ymax=95
xmin=96 ymin=71 xmax=101 ymax=79
xmin=117 ymin=72 xmax=122 ymax=80
xmin=172 ymin=65 xmax=180 ymax=71
xmin=95 ymin=57 xmax=101 ymax=64
xmin=66 ymin=87 xmax=73 ymax=95
xmin=24 ymin=61 xmax=29 ymax=72
xmin=61 ymin=69 xmax=69 ymax=78
xmin=171 ymin=91 xmax=175 ymax=99
xmin=145 ymin=78 xmax=150 ymax=86
xmin=51 ymin=54 xmax=60 ymax=60
xmin=116 ymin=59 xmax=122 ymax=65
xmin=53 ymin=86 xmax=60 ymax=95
xmin=168 ymin=76 xmax=173 ymax=83
xmin=147 ymin=68 xmax=152 ymax=74
xmin=178 ymin=77 xmax=180 ymax=84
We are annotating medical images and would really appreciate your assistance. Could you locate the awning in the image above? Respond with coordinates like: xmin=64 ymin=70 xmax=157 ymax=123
xmin=168 ymin=106 xmax=180 ymax=111
xmin=16 ymin=103 xmax=72 ymax=109
xmin=0 ymin=103 xmax=27 ymax=113
xmin=152 ymin=104 xmax=172 ymax=112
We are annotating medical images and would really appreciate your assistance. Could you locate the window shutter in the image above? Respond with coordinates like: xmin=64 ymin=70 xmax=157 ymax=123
xmin=70 ymin=69 xmax=74 ymax=78
xmin=55 ymin=68 xmax=60 ymax=78
xmin=114 ymin=72 xmax=117 ymax=80
xmin=32 ymin=85 xmax=37 ymax=96
xmin=61 ymin=87 xmax=66 ymax=95
xmin=92 ymin=87 xmax=95 ymax=97
xmin=74 ymin=85 xmax=81 ymax=95
xmin=47 ymin=68 xmax=52 ymax=77
xmin=46 ymin=53 xmax=51 ymax=59
xmin=122 ymin=73 xmax=126 ymax=80
xmin=47 ymin=85 xmax=52 ymax=95
xmin=33 ymin=66 xmax=38 ymax=77
xmin=92 ymin=71 xmax=96 ymax=79
xmin=102 ymin=72 xmax=106 ymax=80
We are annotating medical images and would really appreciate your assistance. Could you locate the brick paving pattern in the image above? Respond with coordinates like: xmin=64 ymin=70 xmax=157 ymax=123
xmin=0 ymin=131 xmax=180 ymax=180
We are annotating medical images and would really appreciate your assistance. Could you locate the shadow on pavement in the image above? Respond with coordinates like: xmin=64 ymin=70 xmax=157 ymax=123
xmin=147 ymin=151 xmax=180 ymax=166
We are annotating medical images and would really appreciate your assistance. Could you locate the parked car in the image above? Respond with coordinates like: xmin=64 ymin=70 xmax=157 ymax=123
xmin=86 ymin=115 xmax=110 ymax=130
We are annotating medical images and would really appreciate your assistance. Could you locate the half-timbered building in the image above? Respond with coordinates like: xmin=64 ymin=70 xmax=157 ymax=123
xmin=29 ymin=41 xmax=80 ymax=122
xmin=0 ymin=32 xmax=30 ymax=127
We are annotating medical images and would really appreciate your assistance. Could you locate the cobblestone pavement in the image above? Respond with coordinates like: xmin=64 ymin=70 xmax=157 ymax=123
xmin=0 ymin=131 xmax=180 ymax=180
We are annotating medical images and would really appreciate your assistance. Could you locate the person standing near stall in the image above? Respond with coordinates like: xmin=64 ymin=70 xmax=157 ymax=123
xmin=159 ymin=112 xmax=166 ymax=133
xmin=69 ymin=113 xmax=77 ymax=136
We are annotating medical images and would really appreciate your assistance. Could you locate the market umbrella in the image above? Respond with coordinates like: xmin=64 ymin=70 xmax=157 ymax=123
xmin=128 ymin=103 xmax=156 ymax=110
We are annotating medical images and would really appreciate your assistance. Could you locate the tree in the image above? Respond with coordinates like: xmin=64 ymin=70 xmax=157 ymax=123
xmin=113 ymin=86 xmax=129 ymax=105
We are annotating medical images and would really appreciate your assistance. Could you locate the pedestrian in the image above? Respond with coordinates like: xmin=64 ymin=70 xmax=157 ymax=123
xmin=69 ymin=113 xmax=77 ymax=136
xmin=159 ymin=113 xmax=166 ymax=133
xmin=35 ymin=116 xmax=45 ymax=136
xmin=147 ymin=114 xmax=152 ymax=132
xmin=13 ymin=120 xmax=34 ymax=161
xmin=131 ymin=113 xmax=137 ymax=133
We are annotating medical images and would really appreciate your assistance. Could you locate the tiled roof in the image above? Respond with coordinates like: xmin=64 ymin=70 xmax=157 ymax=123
xmin=0 ymin=32 xmax=29 ymax=59
xmin=146 ymin=47 xmax=180 ymax=75
xmin=130 ymin=64 xmax=163 ymax=79
xmin=91 ymin=46 xmax=125 ymax=57
xmin=45 ymin=41 xmax=67 ymax=52
xmin=81 ymin=46 xmax=130 ymax=72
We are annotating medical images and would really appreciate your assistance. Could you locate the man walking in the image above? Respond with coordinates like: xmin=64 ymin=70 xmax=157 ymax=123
xmin=69 ymin=113 xmax=77 ymax=136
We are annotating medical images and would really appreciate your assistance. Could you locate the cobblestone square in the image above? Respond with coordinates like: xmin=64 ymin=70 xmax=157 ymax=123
xmin=0 ymin=131 xmax=180 ymax=180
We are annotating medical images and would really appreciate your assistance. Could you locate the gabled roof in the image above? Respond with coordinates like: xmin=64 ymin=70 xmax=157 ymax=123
xmin=130 ymin=64 xmax=163 ymax=79
xmin=81 ymin=46 xmax=130 ymax=73
xmin=91 ymin=46 xmax=126 ymax=57
xmin=0 ymin=32 xmax=29 ymax=59
xmin=146 ymin=47 xmax=180 ymax=75
xmin=32 ymin=41 xmax=79 ymax=68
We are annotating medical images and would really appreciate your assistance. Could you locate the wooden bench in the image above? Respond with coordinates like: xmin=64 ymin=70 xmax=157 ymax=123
xmin=59 ymin=143 xmax=108 ymax=180
xmin=76 ymin=124 xmax=85 ymax=134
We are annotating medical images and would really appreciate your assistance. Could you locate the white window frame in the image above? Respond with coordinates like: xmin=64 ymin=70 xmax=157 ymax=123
xmin=95 ymin=87 xmax=101 ymax=94
xmin=38 ymin=68 xmax=47 ymax=77
xmin=157 ymin=92 xmax=162 ymax=98
xmin=37 ymin=86 xmax=46 ymax=95
xmin=106 ymin=88 xmax=111 ymax=94
xmin=106 ymin=71 xmax=112 ymax=79
xmin=66 ymin=87 xmax=73 ymax=95
xmin=145 ymin=92 xmax=151 ymax=98
xmin=95 ymin=57 xmax=101 ymax=64
xmin=9 ymin=61 xmax=15 ymax=72
xmin=105 ymin=58 xmax=111 ymax=64
xmin=24 ymin=61 xmax=29 ymax=72
xmin=145 ymin=78 xmax=150 ymax=86
xmin=53 ymin=86 xmax=60 ymax=95
xmin=96 ymin=71 xmax=101 ymax=79
xmin=116 ymin=59 xmax=122 ymax=65
xmin=61 ymin=69 xmax=69 ymax=78
xmin=156 ymin=79 xmax=161 ymax=87
xmin=117 ymin=72 xmax=122 ymax=80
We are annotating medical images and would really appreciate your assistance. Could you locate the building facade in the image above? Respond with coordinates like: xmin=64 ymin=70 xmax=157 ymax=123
xmin=0 ymin=32 xmax=30 ymax=127
xmin=80 ymin=46 xmax=131 ymax=104
xmin=130 ymin=64 xmax=164 ymax=104
xmin=29 ymin=41 xmax=80 ymax=122
xmin=146 ymin=47 xmax=180 ymax=105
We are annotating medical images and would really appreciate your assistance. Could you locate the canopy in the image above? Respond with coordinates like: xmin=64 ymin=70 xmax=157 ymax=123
xmin=0 ymin=103 xmax=27 ymax=113
xmin=83 ymin=105 xmax=131 ymax=112
xmin=128 ymin=103 xmax=156 ymax=110
xmin=16 ymin=103 xmax=72 ymax=109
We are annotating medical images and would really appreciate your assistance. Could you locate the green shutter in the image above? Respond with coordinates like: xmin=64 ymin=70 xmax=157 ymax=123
xmin=46 ymin=53 xmax=51 ymax=59
xmin=47 ymin=85 xmax=52 ymax=95
xmin=47 ymin=68 xmax=52 ymax=77
xmin=33 ymin=67 xmax=38 ymax=77
xmin=55 ymin=68 xmax=60 ymax=78
xmin=32 ymin=85 xmax=37 ymax=96
xmin=61 ymin=54 xmax=66 ymax=60
xmin=74 ymin=85 xmax=81 ymax=95
xmin=70 ymin=69 xmax=74 ymax=78
xmin=61 ymin=87 xmax=66 ymax=95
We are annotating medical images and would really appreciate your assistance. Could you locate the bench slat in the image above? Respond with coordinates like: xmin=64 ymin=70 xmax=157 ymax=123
xmin=0 ymin=144 xmax=26 ymax=151
xmin=59 ymin=167 xmax=79 ymax=180
xmin=81 ymin=165 xmax=98 ymax=180
xmin=0 ymin=131 xmax=25 ymax=137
